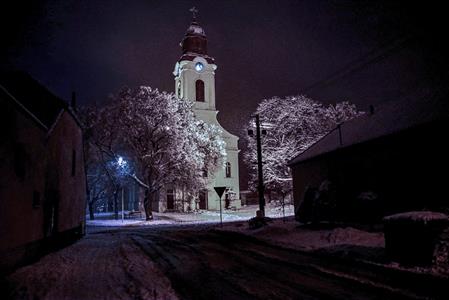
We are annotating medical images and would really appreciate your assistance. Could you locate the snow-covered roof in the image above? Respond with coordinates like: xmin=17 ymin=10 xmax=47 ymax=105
xmin=288 ymin=91 xmax=449 ymax=166
xmin=186 ymin=23 xmax=206 ymax=36
xmin=0 ymin=71 xmax=82 ymax=131
xmin=1 ymin=72 xmax=67 ymax=128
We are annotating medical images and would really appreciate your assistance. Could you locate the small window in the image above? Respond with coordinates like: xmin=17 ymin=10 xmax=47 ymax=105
xmin=202 ymin=168 xmax=208 ymax=178
xmin=177 ymin=81 xmax=181 ymax=98
xmin=225 ymin=162 xmax=231 ymax=178
xmin=195 ymin=80 xmax=205 ymax=102
xmin=32 ymin=191 xmax=40 ymax=208
xmin=71 ymin=149 xmax=76 ymax=176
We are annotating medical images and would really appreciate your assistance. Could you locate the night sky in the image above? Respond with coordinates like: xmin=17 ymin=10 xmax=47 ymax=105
xmin=3 ymin=1 xmax=448 ymax=189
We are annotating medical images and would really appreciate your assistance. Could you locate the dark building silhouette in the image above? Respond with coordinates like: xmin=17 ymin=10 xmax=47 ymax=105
xmin=0 ymin=72 xmax=86 ymax=273
xmin=289 ymin=94 xmax=449 ymax=222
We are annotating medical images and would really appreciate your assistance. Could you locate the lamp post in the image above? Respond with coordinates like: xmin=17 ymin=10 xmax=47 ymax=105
xmin=248 ymin=114 xmax=266 ymax=217
xmin=116 ymin=156 xmax=127 ymax=223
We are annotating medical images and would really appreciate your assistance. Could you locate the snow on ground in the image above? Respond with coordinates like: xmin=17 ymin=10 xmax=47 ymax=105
xmin=86 ymin=218 xmax=174 ymax=227
xmin=6 ymin=232 xmax=179 ymax=300
xmin=85 ymin=206 xmax=448 ymax=277
xmin=219 ymin=218 xmax=449 ymax=278
xmin=220 ymin=218 xmax=384 ymax=251
xmin=86 ymin=203 xmax=294 ymax=227
xmin=383 ymin=211 xmax=449 ymax=223
xmin=87 ymin=204 xmax=385 ymax=261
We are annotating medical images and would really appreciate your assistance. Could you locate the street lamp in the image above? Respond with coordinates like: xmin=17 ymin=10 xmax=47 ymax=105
xmin=248 ymin=114 xmax=267 ymax=217
xmin=116 ymin=156 xmax=127 ymax=222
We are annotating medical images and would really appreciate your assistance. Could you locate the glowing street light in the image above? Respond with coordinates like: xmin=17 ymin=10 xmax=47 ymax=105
xmin=116 ymin=156 xmax=127 ymax=222
xmin=117 ymin=156 xmax=126 ymax=168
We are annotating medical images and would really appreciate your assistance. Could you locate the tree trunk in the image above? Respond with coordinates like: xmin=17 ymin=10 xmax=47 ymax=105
xmin=86 ymin=185 xmax=95 ymax=220
xmin=281 ymin=194 xmax=286 ymax=223
xmin=143 ymin=189 xmax=154 ymax=220
xmin=107 ymin=197 xmax=113 ymax=212
xmin=113 ymin=187 xmax=119 ymax=220
xmin=88 ymin=201 xmax=95 ymax=220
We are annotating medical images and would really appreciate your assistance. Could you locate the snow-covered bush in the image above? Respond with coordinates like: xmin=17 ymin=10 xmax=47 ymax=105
xmin=383 ymin=211 xmax=449 ymax=266
xmin=296 ymin=180 xmax=338 ymax=224
xmin=313 ymin=180 xmax=337 ymax=223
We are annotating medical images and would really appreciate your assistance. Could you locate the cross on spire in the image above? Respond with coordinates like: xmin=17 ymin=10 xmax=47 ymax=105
xmin=189 ymin=6 xmax=199 ymax=20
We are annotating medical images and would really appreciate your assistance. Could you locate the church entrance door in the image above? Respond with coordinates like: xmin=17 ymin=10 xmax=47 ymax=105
xmin=166 ymin=189 xmax=174 ymax=210
xmin=225 ymin=193 xmax=230 ymax=209
xmin=199 ymin=190 xmax=208 ymax=210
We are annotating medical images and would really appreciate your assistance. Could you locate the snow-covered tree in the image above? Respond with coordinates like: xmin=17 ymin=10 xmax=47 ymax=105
xmin=85 ymin=163 xmax=109 ymax=220
xmin=81 ymin=87 xmax=226 ymax=220
xmin=80 ymin=104 xmax=128 ymax=220
xmin=115 ymin=87 xmax=225 ymax=220
xmin=245 ymin=95 xmax=363 ymax=195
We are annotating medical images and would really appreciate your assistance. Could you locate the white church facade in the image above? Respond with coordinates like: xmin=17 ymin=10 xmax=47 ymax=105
xmin=153 ymin=12 xmax=240 ymax=212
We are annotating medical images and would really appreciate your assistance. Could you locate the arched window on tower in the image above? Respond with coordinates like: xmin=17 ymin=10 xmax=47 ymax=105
xmin=177 ymin=81 xmax=181 ymax=98
xmin=195 ymin=80 xmax=205 ymax=102
xmin=225 ymin=162 xmax=231 ymax=178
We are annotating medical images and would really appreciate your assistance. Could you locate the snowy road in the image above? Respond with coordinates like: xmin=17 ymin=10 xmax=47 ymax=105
xmin=5 ymin=225 xmax=418 ymax=300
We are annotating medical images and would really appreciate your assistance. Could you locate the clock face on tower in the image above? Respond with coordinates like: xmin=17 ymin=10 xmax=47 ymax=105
xmin=195 ymin=62 xmax=204 ymax=72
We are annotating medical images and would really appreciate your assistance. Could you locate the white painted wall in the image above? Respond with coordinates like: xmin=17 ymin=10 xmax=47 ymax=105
xmin=174 ymin=56 xmax=241 ymax=210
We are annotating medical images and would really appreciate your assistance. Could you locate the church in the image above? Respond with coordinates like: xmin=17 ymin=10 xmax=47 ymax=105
xmin=155 ymin=10 xmax=240 ymax=212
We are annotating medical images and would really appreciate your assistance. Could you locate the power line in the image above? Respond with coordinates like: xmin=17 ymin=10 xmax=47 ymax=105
xmin=299 ymin=35 xmax=413 ymax=94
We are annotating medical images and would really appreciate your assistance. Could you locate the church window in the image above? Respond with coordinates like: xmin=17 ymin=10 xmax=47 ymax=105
xmin=177 ymin=81 xmax=181 ymax=98
xmin=195 ymin=80 xmax=205 ymax=102
xmin=225 ymin=162 xmax=231 ymax=178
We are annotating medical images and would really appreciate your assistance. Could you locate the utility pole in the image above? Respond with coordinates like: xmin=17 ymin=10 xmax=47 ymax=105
xmin=121 ymin=187 xmax=124 ymax=222
xmin=255 ymin=114 xmax=265 ymax=217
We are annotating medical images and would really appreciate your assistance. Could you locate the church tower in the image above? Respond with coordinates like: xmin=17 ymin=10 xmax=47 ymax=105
xmin=173 ymin=8 xmax=240 ymax=210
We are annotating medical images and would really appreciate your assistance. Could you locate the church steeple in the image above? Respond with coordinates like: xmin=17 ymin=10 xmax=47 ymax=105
xmin=172 ymin=8 xmax=241 ymax=212
xmin=179 ymin=7 xmax=214 ymax=63
xmin=174 ymin=7 xmax=217 ymax=108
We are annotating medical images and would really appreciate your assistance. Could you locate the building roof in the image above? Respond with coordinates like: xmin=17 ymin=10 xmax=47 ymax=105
xmin=0 ymin=71 xmax=69 ymax=129
xmin=179 ymin=19 xmax=215 ymax=64
xmin=288 ymin=90 xmax=449 ymax=166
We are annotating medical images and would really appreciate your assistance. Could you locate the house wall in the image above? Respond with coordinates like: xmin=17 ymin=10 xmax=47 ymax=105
xmin=46 ymin=111 xmax=86 ymax=233
xmin=155 ymin=185 xmax=200 ymax=212
xmin=0 ymin=97 xmax=47 ymax=256
xmin=0 ymin=99 xmax=86 ymax=273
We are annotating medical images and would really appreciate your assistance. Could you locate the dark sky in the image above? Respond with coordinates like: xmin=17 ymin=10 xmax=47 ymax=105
xmin=2 ymin=0 xmax=448 ymax=188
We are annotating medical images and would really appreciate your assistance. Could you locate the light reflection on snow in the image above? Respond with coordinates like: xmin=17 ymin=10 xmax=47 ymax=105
xmin=86 ymin=204 xmax=294 ymax=227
